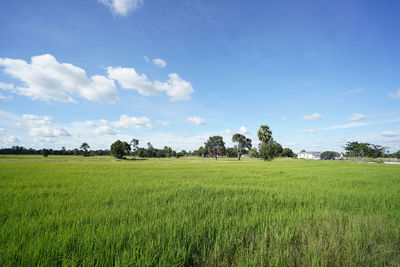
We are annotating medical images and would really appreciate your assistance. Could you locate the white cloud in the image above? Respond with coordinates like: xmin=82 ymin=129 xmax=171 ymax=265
xmin=107 ymin=66 xmax=193 ymax=101
xmin=152 ymin=58 xmax=166 ymax=68
xmin=389 ymin=89 xmax=400 ymax=99
xmin=4 ymin=135 xmax=20 ymax=143
xmin=111 ymin=114 xmax=152 ymax=129
xmin=92 ymin=125 xmax=118 ymax=136
xmin=345 ymin=88 xmax=364 ymax=94
xmin=239 ymin=126 xmax=249 ymax=134
xmin=18 ymin=114 xmax=71 ymax=137
xmin=301 ymin=129 xmax=316 ymax=133
xmin=224 ymin=129 xmax=232 ymax=135
xmin=188 ymin=116 xmax=206 ymax=125
xmin=382 ymin=131 xmax=399 ymax=137
xmin=156 ymin=120 xmax=170 ymax=126
xmin=303 ymin=113 xmax=323 ymax=120
xmin=99 ymin=0 xmax=143 ymax=16
xmin=29 ymin=125 xmax=70 ymax=137
xmin=348 ymin=113 xmax=367 ymax=121
xmin=0 ymin=54 xmax=117 ymax=103
xmin=144 ymin=56 xmax=150 ymax=62
xmin=281 ymin=116 xmax=287 ymax=121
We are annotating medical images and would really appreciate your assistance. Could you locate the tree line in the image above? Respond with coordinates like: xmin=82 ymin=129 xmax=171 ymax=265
xmin=1 ymin=125 xmax=399 ymax=159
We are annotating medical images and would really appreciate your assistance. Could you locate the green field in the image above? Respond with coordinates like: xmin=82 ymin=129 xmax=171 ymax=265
xmin=1 ymin=156 xmax=399 ymax=266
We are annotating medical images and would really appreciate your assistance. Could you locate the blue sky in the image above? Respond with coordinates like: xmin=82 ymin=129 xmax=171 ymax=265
xmin=0 ymin=0 xmax=399 ymax=152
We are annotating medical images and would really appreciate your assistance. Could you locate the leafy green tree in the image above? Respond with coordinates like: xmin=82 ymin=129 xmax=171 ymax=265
xmin=257 ymin=125 xmax=282 ymax=161
xmin=259 ymin=141 xmax=282 ymax=161
xmin=232 ymin=133 xmax=252 ymax=160
xmin=257 ymin=125 xmax=272 ymax=144
xmin=226 ymin=147 xmax=238 ymax=158
xmin=41 ymin=148 xmax=49 ymax=157
xmin=130 ymin=139 xmax=139 ymax=156
xmin=80 ymin=142 xmax=90 ymax=157
xmin=110 ymin=140 xmax=131 ymax=159
xmin=147 ymin=142 xmax=155 ymax=158
xmin=281 ymin=148 xmax=295 ymax=157
xmin=249 ymin=147 xmax=258 ymax=158
xmin=205 ymin=136 xmax=225 ymax=160
xmin=300 ymin=149 xmax=306 ymax=153
xmin=137 ymin=147 xmax=147 ymax=158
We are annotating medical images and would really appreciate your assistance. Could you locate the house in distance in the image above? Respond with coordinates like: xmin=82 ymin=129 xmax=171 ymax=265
xmin=297 ymin=151 xmax=321 ymax=160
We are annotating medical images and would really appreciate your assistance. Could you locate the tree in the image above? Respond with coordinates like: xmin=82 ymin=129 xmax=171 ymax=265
xmin=226 ymin=147 xmax=238 ymax=158
xmin=130 ymin=139 xmax=139 ymax=156
xmin=257 ymin=125 xmax=272 ymax=144
xmin=259 ymin=141 xmax=282 ymax=161
xmin=249 ymin=147 xmax=258 ymax=158
xmin=257 ymin=125 xmax=282 ymax=161
xmin=61 ymin=146 xmax=66 ymax=155
xmin=41 ymin=149 xmax=49 ymax=157
xmin=300 ymin=149 xmax=306 ymax=153
xmin=281 ymin=148 xmax=295 ymax=158
xmin=232 ymin=133 xmax=252 ymax=160
xmin=147 ymin=142 xmax=154 ymax=158
xmin=80 ymin=142 xmax=90 ymax=157
xmin=204 ymin=136 xmax=225 ymax=160
xmin=321 ymin=151 xmax=339 ymax=160
xmin=110 ymin=140 xmax=131 ymax=159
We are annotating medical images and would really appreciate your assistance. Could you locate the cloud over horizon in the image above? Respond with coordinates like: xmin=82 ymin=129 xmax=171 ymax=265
xmin=0 ymin=54 xmax=118 ymax=103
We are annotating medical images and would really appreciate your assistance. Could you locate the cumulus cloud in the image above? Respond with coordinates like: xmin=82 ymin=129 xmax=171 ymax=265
xmin=107 ymin=66 xmax=193 ymax=101
xmin=188 ymin=116 xmax=206 ymax=125
xmin=389 ymin=89 xmax=400 ymax=99
xmin=92 ymin=125 xmax=118 ymax=136
xmin=18 ymin=114 xmax=70 ymax=137
xmin=348 ymin=113 xmax=367 ymax=121
xmin=111 ymin=114 xmax=152 ymax=129
xmin=4 ymin=135 xmax=20 ymax=143
xmin=0 ymin=54 xmax=117 ymax=103
xmin=281 ymin=116 xmax=287 ymax=121
xmin=152 ymin=58 xmax=166 ymax=68
xmin=224 ymin=129 xmax=232 ymax=135
xmin=239 ymin=126 xmax=249 ymax=134
xmin=29 ymin=125 xmax=70 ymax=137
xmin=99 ymin=0 xmax=143 ymax=16
xmin=303 ymin=113 xmax=323 ymax=120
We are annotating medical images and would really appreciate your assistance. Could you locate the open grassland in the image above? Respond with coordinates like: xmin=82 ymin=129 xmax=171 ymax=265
xmin=1 ymin=156 xmax=400 ymax=266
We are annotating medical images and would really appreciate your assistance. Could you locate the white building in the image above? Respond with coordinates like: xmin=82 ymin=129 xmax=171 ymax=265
xmin=297 ymin=151 xmax=321 ymax=160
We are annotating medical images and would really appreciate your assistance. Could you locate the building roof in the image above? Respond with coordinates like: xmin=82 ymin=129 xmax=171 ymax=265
xmin=299 ymin=151 xmax=321 ymax=154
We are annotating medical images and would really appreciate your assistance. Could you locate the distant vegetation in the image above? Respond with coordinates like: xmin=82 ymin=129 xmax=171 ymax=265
xmin=1 ymin=125 xmax=399 ymax=159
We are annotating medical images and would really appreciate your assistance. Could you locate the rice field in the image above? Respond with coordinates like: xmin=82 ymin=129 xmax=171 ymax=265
xmin=0 ymin=155 xmax=399 ymax=266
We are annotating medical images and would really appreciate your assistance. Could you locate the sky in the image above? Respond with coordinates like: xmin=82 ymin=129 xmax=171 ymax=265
xmin=0 ymin=0 xmax=400 ymax=153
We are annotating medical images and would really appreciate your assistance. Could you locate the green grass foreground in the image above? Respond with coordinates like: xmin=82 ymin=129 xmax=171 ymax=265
xmin=0 ymin=156 xmax=399 ymax=266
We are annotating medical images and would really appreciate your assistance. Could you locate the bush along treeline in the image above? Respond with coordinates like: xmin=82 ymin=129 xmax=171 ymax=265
xmin=0 ymin=145 xmax=111 ymax=156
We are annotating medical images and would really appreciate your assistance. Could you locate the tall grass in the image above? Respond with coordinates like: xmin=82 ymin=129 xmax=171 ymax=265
xmin=1 ymin=156 xmax=399 ymax=265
